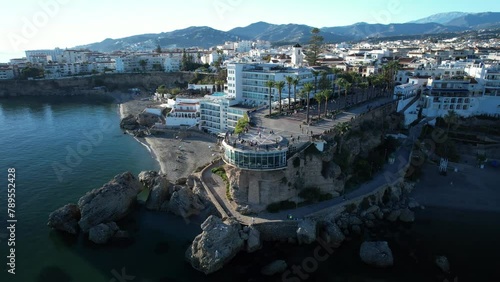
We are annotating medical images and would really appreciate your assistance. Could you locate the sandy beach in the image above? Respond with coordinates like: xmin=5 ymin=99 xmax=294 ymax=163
xmin=410 ymin=163 xmax=500 ymax=212
xmin=120 ymin=98 xmax=218 ymax=181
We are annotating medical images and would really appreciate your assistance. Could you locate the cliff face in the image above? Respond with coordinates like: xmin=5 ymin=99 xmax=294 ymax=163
xmin=225 ymin=131 xmax=384 ymax=212
xmin=0 ymin=72 xmax=195 ymax=97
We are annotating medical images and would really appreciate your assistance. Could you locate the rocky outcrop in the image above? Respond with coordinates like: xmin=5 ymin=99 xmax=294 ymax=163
xmin=398 ymin=208 xmax=415 ymax=222
xmin=245 ymin=226 xmax=262 ymax=253
xmin=359 ymin=241 xmax=394 ymax=267
xmin=296 ymin=219 xmax=317 ymax=244
xmin=321 ymin=221 xmax=345 ymax=248
xmin=137 ymin=112 xmax=160 ymax=127
xmin=88 ymin=222 xmax=119 ymax=244
xmin=168 ymin=186 xmax=205 ymax=218
xmin=261 ymin=260 xmax=287 ymax=276
xmin=78 ymin=172 xmax=143 ymax=232
xmin=47 ymin=204 xmax=81 ymax=234
xmin=435 ymin=256 xmax=450 ymax=273
xmin=139 ymin=171 xmax=172 ymax=211
xmin=186 ymin=216 xmax=245 ymax=274
xmin=120 ymin=114 xmax=139 ymax=130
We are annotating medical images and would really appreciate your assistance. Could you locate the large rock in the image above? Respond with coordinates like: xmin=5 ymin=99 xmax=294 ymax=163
xmin=168 ymin=186 xmax=205 ymax=218
xmin=78 ymin=172 xmax=143 ymax=232
xmin=296 ymin=219 xmax=317 ymax=244
xmin=398 ymin=208 xmax=415 ymax=223
xmin=408 ymin=198 xmax=420 ymax=209
xmin=88 ymin=222 xmax=119 ymax=244
xmin=186 ymin=216 xmax=244 ymax=274
xmin=321 ymin=222 xmax=345 ymax=248
xmin=386 ymin=209 xmax=401 ymax=222
xmin=137 ymin=112 xmax=160 ymax=127
xmin=47 ymin=204 xmax=81 ymax=234
xmin=138 ymin=171 xmax=172 ymax=211
xmin=435 ymin=256 xmax=450 ymax=273
xmin=359 ymin=241 xmax=394 ymax=267
xmin=261 ymin=260 xmax=287 ymax=276
xmin=246 ymin=226 xmax=262 ymax=253
xmin=120 ymin=114 xmax=139 ymax=130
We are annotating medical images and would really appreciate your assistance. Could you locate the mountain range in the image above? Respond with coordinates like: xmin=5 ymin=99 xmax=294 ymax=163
xmin=76 ymin=12 xmax=500 ymax=52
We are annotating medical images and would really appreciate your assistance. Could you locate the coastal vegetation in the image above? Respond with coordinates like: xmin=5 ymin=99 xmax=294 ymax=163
xmin=234 ymin=113 xmax=249 ymax=134
xmin=212 ymin=166 xmax=232 ymax=201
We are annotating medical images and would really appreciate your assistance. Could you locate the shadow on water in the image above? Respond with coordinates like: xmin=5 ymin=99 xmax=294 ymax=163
xmin=37 ymin=266 xmax=73 ymax=282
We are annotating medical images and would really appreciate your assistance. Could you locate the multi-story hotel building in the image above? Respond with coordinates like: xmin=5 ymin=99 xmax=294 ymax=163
xmin=227 ymin=63 xmax=334 ymax=107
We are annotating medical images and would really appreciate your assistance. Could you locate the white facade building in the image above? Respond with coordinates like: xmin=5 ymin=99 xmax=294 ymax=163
xmin=0 ymin=64 xmax=15 ymax=79
xmin=227 ymin=63 xmax=334 ymax=107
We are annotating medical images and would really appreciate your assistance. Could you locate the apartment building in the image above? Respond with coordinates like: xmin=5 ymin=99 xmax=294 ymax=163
xmin=227 ymin=63 xmax=334 ymax=107
xmin=0 ymin=64 xmax=15 ymax=79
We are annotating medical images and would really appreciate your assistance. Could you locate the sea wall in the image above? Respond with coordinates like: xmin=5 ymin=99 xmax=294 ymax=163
xmin=252 ymin=220 xmax=299 ymax=241
xmin=0 ymin=72 xmax=195 ymax=97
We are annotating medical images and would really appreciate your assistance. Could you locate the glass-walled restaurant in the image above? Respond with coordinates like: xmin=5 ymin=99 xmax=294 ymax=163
xmin=222 ymin=140 xmax=288 ymax=170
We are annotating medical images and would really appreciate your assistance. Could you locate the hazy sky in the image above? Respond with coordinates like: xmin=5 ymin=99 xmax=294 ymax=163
xmin=1 ymin=0 xmax=498 ymax=62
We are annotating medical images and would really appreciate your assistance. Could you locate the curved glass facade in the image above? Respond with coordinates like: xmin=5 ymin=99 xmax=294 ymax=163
xmin=222 ymin=140 xmax=288 ymax=170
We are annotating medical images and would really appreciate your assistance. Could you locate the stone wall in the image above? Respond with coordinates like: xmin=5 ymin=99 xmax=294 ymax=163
xmin=252 ymin=221 xmax=299 ymax=241
xmin=225 ymin=144 xmax=345 ymax=212
xmin=0 ymin=72 xmax=195 ymax=97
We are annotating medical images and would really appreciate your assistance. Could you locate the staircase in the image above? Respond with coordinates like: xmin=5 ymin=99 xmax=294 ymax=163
xmin=399 ymin=94 xmax=421 ymax=114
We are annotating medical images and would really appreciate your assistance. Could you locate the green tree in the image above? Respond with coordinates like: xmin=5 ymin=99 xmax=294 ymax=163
xmin=335 ymin=77 xmax=351 ymax=108
xmin=156 ymin=85 xmax=168 ymax=94
xmin=285 ymin=76 xmax=294 ymax=112
xmin=314 ymin=92 xmax=323 ymax=119
xmin=321 ymin=89 xmax=332 ymax=116
xmin=265 ymin=80 xmax=275 ymax=116
xmin=311 ymin=69 xmax=320 ymax=93
xmin=443 ymin=110 xmax=459 ymax=135
xmin=334 ymin=122 xmax=350 ymax=154
xmin=139 ymin=59 xmax=147 ymax=72
xmin=303 ymin=82 xmax=314 ymax=124
xmin=275 ymin=80 xmax=286 ymax=114
xmin=305 ymin=28 xmax=324 ymax=66
xmin=155 ymin=44 xmax=162 ymax=53
xmin=319 ymin=71 xmax=330 ymax=91
xmin=382 ymin=60 xmax=400 ymax=94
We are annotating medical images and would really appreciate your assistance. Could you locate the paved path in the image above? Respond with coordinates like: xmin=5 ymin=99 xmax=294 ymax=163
xmin=199 ymin=97 xmax=422 ymax=224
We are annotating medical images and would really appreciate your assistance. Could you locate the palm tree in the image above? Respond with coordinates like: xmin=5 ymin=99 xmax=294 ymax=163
xmin=311 ymin=69 xmax=320 ymax=94
xmin=285 ymin=76 xmax=294 ymax=112
xmin=321 ymin=89 xmax=332 ymax=117
xmin=314 ymin=92 xmax=323 ymax=119
xmin=303 ymin=82 xmax=314 ymax=124
xmin=292 ymin=77 xmax=300 ymax=110
xmin=335 ymin=78 xmax=351 ymax=108
xmin=443 ymin=110 xmax=459 ymax=135
xmin=275 ymin=80 xmax=286 ymax=114
xmin=334 ymin=122 xmax=350 ymax=154
xmin=265 ymin=80 xmax=275 ymax=116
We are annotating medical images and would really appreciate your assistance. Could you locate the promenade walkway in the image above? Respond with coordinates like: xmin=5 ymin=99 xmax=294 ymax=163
xmin=198 ymin=98 xmax=423 ymax=225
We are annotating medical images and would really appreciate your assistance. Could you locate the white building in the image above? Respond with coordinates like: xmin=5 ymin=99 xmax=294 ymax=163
xmin=165 ymin=98 xmax=200 ymax=128
xmin=227 ymin=63 xmax=334 ymax=107
xmin=199 ymin=93 xmax=248 ymax=134
xmin=25 ymin=48 xmax=63 ymax=63
xmin=0 ymin=64 xmax=15 ymax=79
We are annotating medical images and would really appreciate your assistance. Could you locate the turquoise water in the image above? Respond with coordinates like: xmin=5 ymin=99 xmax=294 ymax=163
xmin=211 ymin=92 xmax=226 ymax=97
xmin=0 ymin=96 xmax=208 ymax=282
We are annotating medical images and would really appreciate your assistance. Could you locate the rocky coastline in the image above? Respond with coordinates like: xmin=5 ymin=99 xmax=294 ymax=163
xmin=48 ymin=171 xmax=217 ymax=244
xmin=47 ymin=99 xmax=457 ymax=279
